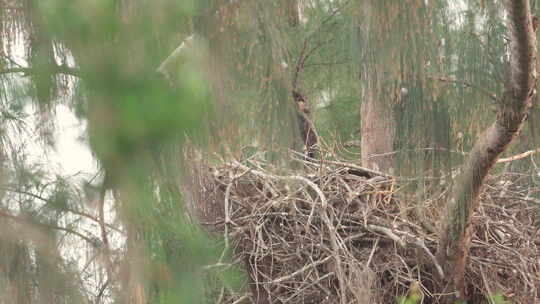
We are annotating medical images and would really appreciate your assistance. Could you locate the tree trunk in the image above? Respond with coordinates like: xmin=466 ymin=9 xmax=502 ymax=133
xmin=360 ymin=87 xmax=395 ymax=173
xmin=288 ymin=0 xmax=317 ymax=159
xmin=358 ymin=1 xmax=403 ymax=174
xmin=360 ymin=0 xmax=450 ymax=177
xmin=437 ymin=1 xmax=536 ymax=302
xmin=286 ymin=0 xmax=299 ymax=27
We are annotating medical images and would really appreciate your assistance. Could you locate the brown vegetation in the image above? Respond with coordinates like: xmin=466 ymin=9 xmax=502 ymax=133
xmin=186 ymin=150 xmax=539 ymax=304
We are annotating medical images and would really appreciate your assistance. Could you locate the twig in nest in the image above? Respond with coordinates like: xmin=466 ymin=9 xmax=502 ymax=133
xmin=290 ymin=150 xmax=393 ymax=179
xmin=231 ymin=160 xmax=348 ymax=304
xmin=367 ymin=224 xmax=405 ymax=247
xmin=413 ymin=238 xmax=444 ymax=278
xmin=231 ymin=294 xmax=250 ymax=304
xmin=269 ymin=256 xmax=333 ymax=284
xmin=220 ymin=168 xmax=250 ymax=263
xmin=187 ymin=147 xmax=540 ymax=303
xmin=365 ymin=237 xmax=379 ymax=269
xmin=231 ymin=160 xmax=328 ymax=208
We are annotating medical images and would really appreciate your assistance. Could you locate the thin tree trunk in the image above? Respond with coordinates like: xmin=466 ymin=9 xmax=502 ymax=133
xmin=360 ymin=87 xmax=395 ymax=173
xmin=288 ymin=0 xmax=317 ymax=159
xmin=437 ymin=1 xmax=536 ymax=302
xmin=286 ymin=0 xmax=299 ymax=27
xmin=358 ymin=1 xmax=402 ymax=174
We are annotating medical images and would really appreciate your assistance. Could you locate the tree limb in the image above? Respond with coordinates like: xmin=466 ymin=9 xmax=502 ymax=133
xmin=156 ymin=35 xmax=195 ymax=85
xmin=437 ymin=1 xmax=537 ymax=302
xmin=429 ymin=75 xmax=498 ymax=101
xmin=1 ymin=187 xmax=122 ymax=233
xmin=497 ymin=147 xmax=540 ymax=162
xmin=0 ymin=209 xmax=98 ymax=246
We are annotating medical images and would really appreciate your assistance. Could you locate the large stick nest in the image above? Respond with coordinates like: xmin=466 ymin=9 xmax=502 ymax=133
xmin=185 ymin=152 xmax=540 ymax=304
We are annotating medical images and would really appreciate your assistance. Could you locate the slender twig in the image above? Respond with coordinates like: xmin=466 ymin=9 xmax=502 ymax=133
xmin=291 ymin=150 xmax=393 ymax=179
xmin=1 ymin=187 xmax=122 ymax=233
xmin=156 ymin=35 xmax=195 ymax=85
xmin=292 ymin=0 xmax=350 ymax=90
xmin=95 ymin=278 xmax=110 ymax=304
xmin=307 ymin=0 xmax=352 ymax=38
xmin=231 ymin=294 xmax=250 ymax=304
xmin=429 ymin=75 xmax=498 ymax=101
xmin=268 ymin=256 xmax=332 ymax=284
xmin=413 ymin=238 xmax=444 ymax=278
xmin=292 ymin=39 xmax=309 ymax=91
xmin=0 ymin=209 xmax=97 ymax=245
xmin=367 ymin=224 xmax=405 ymax=247
xmin=497 ymin=148 xmax=540 ymax=163
xmin=304 ymin=59 xmax=350 ymax=68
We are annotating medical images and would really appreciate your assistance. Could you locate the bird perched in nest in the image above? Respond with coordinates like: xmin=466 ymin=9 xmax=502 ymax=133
xmin=292 ymin=90 xmax=317 ymax=159
xmin=292 ymin=90 xmax=310 ymax=113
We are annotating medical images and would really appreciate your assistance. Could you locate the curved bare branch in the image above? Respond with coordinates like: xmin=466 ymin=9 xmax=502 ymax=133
xmin=437 ymin=0 xmax=537 ymax=302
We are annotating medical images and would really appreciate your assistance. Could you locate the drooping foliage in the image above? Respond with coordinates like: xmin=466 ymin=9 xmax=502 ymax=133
xmin=0 ymin=0 xmax=539 ymax=303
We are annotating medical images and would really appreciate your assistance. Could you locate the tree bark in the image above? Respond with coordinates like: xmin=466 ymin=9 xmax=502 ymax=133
xmin=360 ymin=87 xmax=395 ymax=173
xmin=437 ymin=0 xmax=536 ymax=302
xmin=358 ymin=1 xmax=402 ymax=174
xmin=286 ymin=0 xmax=299 ymax=27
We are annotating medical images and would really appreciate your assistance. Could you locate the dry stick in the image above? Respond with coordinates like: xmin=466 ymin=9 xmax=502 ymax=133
xmin=283 ymin=272 xmax=335 ymax=302
xmin=231 ymin=161 xmax=348 ymax=304
xmin=365 ymin=237 xmax=379 ymax=269
xmin=413 ymin=238 xmax=444 ymax=278
xmin=339 ymin=143 xmax=540 ymax=164
xmin=220 ymin=168 xmax=250 ymax=262
xmin=156 ymin=34 xmax=195 ymax=84
xmin=479 ymin=265 xmax=495 ymax=303
xmin=231 ymin=294 xmax=249 ymax=304
xmin=366 ymin=224 xmax=404 ymax=247
xmin=269 ymin=255 xmax=332 ymax=284
xmin=231 ymin=161 xmax=329 ymax=208
xmin=319 ymin=210 xmax=347 ymax=304
xmin=497 ymin=148 xmax=540 ymax=163
xmin=367 ymin=224 xmax=445 ymax=278
xmin=290 ymin=149 xmax=393 ymax=179
xmin=220 ymin=182 xmax=234 ymax=263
